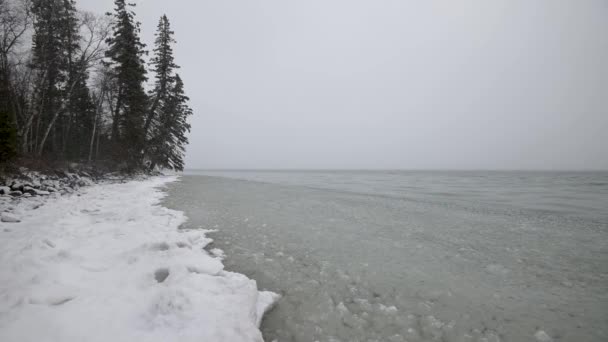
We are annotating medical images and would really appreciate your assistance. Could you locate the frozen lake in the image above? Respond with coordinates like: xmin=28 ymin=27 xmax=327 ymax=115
xmin=164 ymin=171 xmax=608 ymax=342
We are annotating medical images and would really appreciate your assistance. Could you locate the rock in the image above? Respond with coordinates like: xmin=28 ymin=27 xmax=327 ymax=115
xmin=10 ymin=182 xmax=23 ymax=191
xmin=1 ymin=212 xmax=21 ymax=223
xmin=22 ymin=193 xmax=32 ymax=198
xmin=34 ymin=189 xmax=50 ymax=196
xmin=77 ymin=177 xmax=93 ymax=187
xmin=9 ymin=191 xmax=22 ymax=197
xmin=0 ymin=186 xmax=10 ymax=195
xmin=23 ymin=186 xmax=36 ymax=195
xmin=46 ymin=187 xmax=57 ymax=193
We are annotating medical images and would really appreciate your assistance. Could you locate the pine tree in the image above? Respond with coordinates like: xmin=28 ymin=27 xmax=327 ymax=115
xmin=30 ymin=0 xmax=88 ymax=157
xmin=64 ymin=59 xmax=95 ymax=160
xmin=144 ymin=15 xmax=177 ymax=138
xmin=105 ymin=0 xmax=148 ymax=169
xmin=0 ymin=8 xmax=16 ymax=163
xmin=148 ymin=74 xmax=191 ymax=171
xmin=145 ymin=15 xmax=192 ymax=171
xmin=0 ymin=109 xmax=17 ymax=163
xmin=60 ymin=0 xmax=83 ymax=158
xmin=31 ymin=0 xmax=66 ymax=156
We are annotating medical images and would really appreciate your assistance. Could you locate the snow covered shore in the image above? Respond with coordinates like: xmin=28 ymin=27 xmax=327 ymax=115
xmin=0 ymin=176 xmax=279 ymax=342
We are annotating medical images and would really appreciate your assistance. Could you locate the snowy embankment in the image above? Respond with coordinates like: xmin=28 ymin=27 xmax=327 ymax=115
xmin=0 ymin=176 xmax=279 ymax=342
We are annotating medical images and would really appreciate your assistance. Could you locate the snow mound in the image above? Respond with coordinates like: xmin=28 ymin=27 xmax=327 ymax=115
xmin=0 ymin=176 xmax=279 ymax=342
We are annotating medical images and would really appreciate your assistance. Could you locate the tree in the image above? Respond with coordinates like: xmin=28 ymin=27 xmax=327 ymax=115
xmin=30 ymin=0 xmax=66 ymax=156
xmin=59 ymin=0 xmax=82 ymax=158
xmin=64 ymin=58 xmax=95 ymax=160
xmin=104 ymin=0 xmax=148 ymax=169
xmin=0 ymin=108 xmax=17 ymax=162
xmin=147 ymin=74 xmax=191 ymax=171
xmin=1 ymin=0 xmax=192 ymax=171
xmin=0 ymin=0 xmax=30 ymax=163
xmin=144 ymin=15 xmax=192 ymax=171
xmin=144 ymin=14 xmax=176 ymax=139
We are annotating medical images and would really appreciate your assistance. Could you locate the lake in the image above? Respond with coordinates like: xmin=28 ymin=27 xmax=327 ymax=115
xmin=164 ymin=170 xmax=608 ymax=342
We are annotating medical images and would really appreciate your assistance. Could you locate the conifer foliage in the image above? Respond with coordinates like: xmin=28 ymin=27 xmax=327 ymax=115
xmin=145 ymin=15 xmax=191 ymax=171
xmin=0 ymin=0 xmax=193 ymax=171
xmin=104 ymin=0 xmax=148 ymax=168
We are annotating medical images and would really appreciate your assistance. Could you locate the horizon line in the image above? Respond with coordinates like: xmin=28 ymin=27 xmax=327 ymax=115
xmin=182 ymin=168 xmax=608 ymax=172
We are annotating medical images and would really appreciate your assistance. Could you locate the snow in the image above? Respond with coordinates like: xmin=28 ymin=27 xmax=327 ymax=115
xmin=0 ymin=176 xmax=279 ymax=342
xmin=1 ymin=212 xmax=20 ymax=223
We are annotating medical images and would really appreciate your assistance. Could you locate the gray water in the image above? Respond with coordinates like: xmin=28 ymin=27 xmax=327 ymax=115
xmin=164 ymin=171 xmax=608 ymax=342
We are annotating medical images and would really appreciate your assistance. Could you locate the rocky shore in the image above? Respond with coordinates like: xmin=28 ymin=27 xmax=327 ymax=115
xmin=0 ymin=167 xmax=125 ymax=223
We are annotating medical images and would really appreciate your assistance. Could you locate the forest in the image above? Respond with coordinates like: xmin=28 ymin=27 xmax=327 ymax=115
xmin=0 ymin=0 xmax=192 ymax=171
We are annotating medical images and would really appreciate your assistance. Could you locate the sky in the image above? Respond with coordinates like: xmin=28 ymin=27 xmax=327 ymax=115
xmin=78 ymin=0 xmax=608 ymax=170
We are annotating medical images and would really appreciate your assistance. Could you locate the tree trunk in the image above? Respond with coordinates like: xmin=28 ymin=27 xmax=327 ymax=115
xmin=36 ymin=73 xmax=82 ymax=156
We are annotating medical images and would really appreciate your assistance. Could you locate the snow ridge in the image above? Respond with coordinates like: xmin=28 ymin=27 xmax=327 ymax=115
xmin=0 ymin=176 xmax=279 ymax=342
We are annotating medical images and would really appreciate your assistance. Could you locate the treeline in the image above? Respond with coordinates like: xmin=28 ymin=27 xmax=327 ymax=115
xmin=0 ymin=0 xmax=192 ymax=171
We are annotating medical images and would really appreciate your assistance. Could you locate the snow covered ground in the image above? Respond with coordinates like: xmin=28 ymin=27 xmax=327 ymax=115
xmin=0 ymin=176 xmax=279 ymax=342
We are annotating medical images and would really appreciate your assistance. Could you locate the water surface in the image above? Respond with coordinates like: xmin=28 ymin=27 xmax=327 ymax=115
xmin=164 ymin=171 xmax=608 ymax=342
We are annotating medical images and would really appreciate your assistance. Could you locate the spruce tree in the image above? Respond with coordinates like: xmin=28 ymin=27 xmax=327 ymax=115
xmin=31 ymin=0 xmax=66 ymax=156
xmin=30 ymin=0 xmax=88 ymax=157
xmin=60 ymin=0 xmax=83 ymax=158
xmin=65 ymin=59 xmax=95 ymax=160
xmin=145 ymin=15 xmax=192 ymax=171
xmin=144 ymin=15 xmax=177 ymax=138
xmin=148 ymin=74 xmax=191 ymax=171
xmin=105 ymin=0 xmax=148 ymax=169
xmin=0 ymin=109 xmax=17 ymax=163
xmin=0 ymin=16 xmax=16 ymax=163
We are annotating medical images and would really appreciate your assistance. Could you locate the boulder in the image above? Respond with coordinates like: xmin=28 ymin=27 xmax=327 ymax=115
xmin=77 ymin=177 xmax=93 ymax=187
xmin=10 ymin=182 xmax=23 ymax=191
xmin=23 ymin=186 xmax=37 ymax=195
xmin=34 ymin=189 xmax=50 ymax=196
xmin=1 ymin=212 xmax=21 ymax=223
xmin=9 ymin=191 xmax=22 ymax=197
xmin=0 ymin=186 xmax=10 ymax=195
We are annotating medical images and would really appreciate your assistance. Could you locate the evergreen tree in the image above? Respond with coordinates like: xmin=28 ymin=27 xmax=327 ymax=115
xmin=0 ymin=9 xmax=16 ymax=163
xmin=148 ymin=74 xmax=191 ymax=171
xmin=144 ymin=15 xmax=177 ymax=138
xmin=30 ymin=0 xmax=86 ymax=157
xmin=60 ymin=0 xmax=83 ymax=158
xmin=105 ymin=0 xmax=148 ymax=169
xmin=64 ymin=59 xmax=95 ymax=160
xmin=1 ymin=0 xmax=192 ymax=171
xmin=0 ymin=109 xmax=17 ymax=163
xmin=145 ymin=15 xmax=192 ymax=171
xmin=31 ymin=0 xmax=66 ymax=156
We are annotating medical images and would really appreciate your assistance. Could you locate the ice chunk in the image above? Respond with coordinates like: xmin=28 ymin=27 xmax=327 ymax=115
xmin=534 ymin=330 xmax=553 ymax=342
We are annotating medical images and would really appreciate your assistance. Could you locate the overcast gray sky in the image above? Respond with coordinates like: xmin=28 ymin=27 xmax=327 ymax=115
xmin=79 ymin=0 xmax=608 ymax=170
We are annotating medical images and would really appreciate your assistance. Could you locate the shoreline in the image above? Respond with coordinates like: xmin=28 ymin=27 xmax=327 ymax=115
xmin=0 ymin=175 xmax=279 ymax=341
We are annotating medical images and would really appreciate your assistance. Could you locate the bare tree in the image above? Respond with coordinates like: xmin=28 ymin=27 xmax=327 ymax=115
xmin=0 ymin=0 xmax=31 ymax=118
xmin=36 ymin=10 xmax=110 ymax=156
